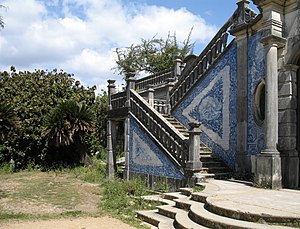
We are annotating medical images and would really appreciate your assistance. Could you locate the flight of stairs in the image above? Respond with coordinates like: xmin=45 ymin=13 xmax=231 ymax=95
xmin=137 ymin=185 xmax=292 ymax=229
xmin=162 ymin=114 xmax=232 ymax=180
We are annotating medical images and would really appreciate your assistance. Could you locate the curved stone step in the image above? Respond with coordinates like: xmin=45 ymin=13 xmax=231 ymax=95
xmin=163 ymin=192 xmax=189 ymax=200
xmin=206 ymin=195 xmax=300 ymax=224
xmin=174 ymin=210 xmax=210 ymax=229
xmin=189 ymin=201 xmax=293 ymax=229
xmin=137 ymin=209 xmax=175 ymax=229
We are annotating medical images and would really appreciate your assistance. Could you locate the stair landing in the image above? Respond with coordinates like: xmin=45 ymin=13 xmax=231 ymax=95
xmin=137 ymin=179 xmax=300 ymax=228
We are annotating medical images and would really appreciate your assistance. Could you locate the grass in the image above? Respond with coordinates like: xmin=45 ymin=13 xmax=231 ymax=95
xmin=0 ymin=160 xmax=162 ymax=228
xmin=100 ymin=178 xmax=160 ymax=228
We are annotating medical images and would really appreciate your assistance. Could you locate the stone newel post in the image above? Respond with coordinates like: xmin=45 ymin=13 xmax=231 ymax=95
xmin=146 ymin=85 xmax=154 ymax=107
xmin=186 ymin=122 xmax=202 ymax=172
xmin=106 ymin=80 xmax=117 ymax=179
xmin=124 ymin=72 xmax=136 ymax=180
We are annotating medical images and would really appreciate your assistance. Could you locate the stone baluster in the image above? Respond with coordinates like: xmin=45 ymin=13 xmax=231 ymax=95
xmin=146 ymin=85 xmax=154 ymax=107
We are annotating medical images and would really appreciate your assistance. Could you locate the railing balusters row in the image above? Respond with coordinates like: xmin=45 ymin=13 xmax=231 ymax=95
xmin=130 ymin=90 xmax=188 ymax=166
xmin=135 ymin=69 xmax=172 ymax=91
xmin=111 ymin=91 xmax=127 ymax=109
xmin=169 ymin=14 xmax=235 ymax=109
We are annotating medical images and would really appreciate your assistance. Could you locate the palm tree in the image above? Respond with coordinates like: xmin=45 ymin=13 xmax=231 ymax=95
xmin=0 ymin=102 xmax=19 ymax=142
xmin=43 ymin=100 xmax=95 ymax=165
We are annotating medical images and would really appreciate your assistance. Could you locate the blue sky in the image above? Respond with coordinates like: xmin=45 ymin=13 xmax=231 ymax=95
xmin=0 ymin=0 xmax=258 ymax=92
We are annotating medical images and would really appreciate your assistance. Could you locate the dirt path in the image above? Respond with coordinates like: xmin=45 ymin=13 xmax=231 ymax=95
xmin=0 ymin=216 xmax=136 ymax=229
xmin=0 ymin=171 xmax=138 ymax=229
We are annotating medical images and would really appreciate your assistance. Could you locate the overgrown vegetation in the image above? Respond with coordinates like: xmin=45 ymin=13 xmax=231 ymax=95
xmin=114 ymin=31 xmax=194 ymax=76
xmin=100 ymin=178 xmax=159 ymax=228
xmin=0 ymin=67 xmax=107 ymax=169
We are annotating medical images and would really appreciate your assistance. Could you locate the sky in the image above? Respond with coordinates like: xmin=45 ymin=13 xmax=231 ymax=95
xmin=0 ymin=0 xmax=257 ymax=93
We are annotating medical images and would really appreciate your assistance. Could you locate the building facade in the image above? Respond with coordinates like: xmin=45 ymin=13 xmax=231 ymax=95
xmin=107 ymin=0 xmax=300 ymax=189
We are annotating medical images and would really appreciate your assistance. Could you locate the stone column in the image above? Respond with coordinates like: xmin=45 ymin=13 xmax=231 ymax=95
xmin=106 ymin=119 xmax=114 ymax=179
xmin=123 ymin=117 xmax=130 ymax=180
xmin=125 ymin=73 xmax=136 ymax=107
xmin=165 ymin=78 xmax=176 ymax=115
xmin=146 ymin=85 xmax=154 ymax=107
xmin=106 ymin=80 xmax=117 ymax=179
xmin=107 ymin=80 xmax=116 ymax=110
xmin=186 ymin=122 xmax=202 ymax=172
xmin=174 ymin=57 xmax=183 ymax=80
xmin=255 ymin=36 xmax=285 ymax=189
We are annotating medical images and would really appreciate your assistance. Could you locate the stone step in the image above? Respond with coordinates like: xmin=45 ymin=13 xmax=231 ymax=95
xmin=174 ymin=209 xmax=210 ymax=229
xmin=201 ymin=166 xmax=231 ymax=173
xmin=178 ymin=187 xmax=193 ymax=196
xmin=157 ymin=204 xmax=186 ymax=219
xmin=136 ymin=209 xmax=175 ymax=229
xmin=189 ymin=201 xmax=291 ymax=229
xmin=201 ymin=161 xmax=223 ymax=167
xmin=141 ymin=195 xmax=175 ymax=206
xmin=191 ymin=192 xmax=210 ymax=203
xmin=206 ymin=196 xmax=300 ymax=224
xmin=163 ymin=192 xmax=189 ymax=201
xmin=174 ymin=198 xmax=195 ymax=211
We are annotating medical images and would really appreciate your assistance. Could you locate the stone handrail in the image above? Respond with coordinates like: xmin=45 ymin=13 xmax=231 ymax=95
xmin=130 ymin=89 xmax=188 ymax=166
xmin=111 ymin=91 xmax=127 ymax=109
xmin=169 ymin=12 xmax=236 ymax=110
xmin=135 ymin=69 xmax=172 ymax=91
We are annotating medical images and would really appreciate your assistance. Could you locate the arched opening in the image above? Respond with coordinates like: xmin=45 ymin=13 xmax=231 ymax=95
xmin=253 ymin=80 xmax=265 ymax=126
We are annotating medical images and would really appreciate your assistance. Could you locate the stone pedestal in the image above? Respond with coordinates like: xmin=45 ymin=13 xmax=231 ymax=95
xmin=254 ymin=152 xmax=282 ymax=189
xmin=186 ymin=122 xmax=202 ymax=172
xmin=106 ymin=119 xmax=115 ymax=179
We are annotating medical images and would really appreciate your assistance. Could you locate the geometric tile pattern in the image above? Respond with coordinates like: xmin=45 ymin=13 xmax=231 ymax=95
xmin=129 ymin=116 xmax=185 ymax=180
xmin=173 ymin=44 xmax=238 ymax=169
xmin=247 ymin=32 xmax=265 ymax=155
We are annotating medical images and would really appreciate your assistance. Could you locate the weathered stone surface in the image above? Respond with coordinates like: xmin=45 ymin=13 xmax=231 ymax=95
xmin=278 ymin=109 xmax=297 ymax=123
xmin=278 ymin=123 xmax=297 ymax=137
xmin=254 ymin=153 xmax=282 ymax=189
xmin=278 ymin=96 xmax=297 ymax=109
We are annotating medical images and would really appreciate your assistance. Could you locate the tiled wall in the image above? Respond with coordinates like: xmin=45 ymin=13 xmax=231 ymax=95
xmin=172 ymin=44 xmax=238 ymax=169
xmin=247 ymin=32 xmax=265 ymax=155
xmin=129 ymin=116 xmax=185 ymax=180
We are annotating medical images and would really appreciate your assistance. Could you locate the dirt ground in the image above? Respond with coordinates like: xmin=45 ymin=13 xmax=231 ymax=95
xmin=0 ymin=171 xmax=137 ymax=229
xmin=0 ymin=216 xmax=136 ymax=229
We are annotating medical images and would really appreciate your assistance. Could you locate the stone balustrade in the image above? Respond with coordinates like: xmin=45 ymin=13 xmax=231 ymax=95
xmin=111 ymin=91 xmax=127 ymax=109
xmin=135 ymin=69 xmax=172 ymax=91
xmin=130 ymin=89 xmax=188 ymax=167
xmin=169 ymin=12 xmax=236 ymax=109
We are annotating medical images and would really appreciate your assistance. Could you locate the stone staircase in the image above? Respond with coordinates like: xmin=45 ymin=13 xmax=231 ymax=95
xmin=162 ymin=114 xmax=232 ymax=180
xmin=137 ymin=183 xmax=296 ymax=229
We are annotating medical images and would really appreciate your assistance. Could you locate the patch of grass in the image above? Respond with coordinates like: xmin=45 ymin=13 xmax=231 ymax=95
xmin=192 ymin=185 xmax=204 ymax=192
xmin=100 ymin=178 xmax=159 ymax=228
xmin=0 ymin=212 xmax=30 ymax=221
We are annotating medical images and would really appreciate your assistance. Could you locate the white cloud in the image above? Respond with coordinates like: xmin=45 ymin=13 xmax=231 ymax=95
xmin=0 ymin=0 xmax=217 ymax=90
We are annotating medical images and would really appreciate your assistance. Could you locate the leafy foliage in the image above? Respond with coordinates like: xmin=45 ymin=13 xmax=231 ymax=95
xmin=0 ymin=102 xmax=19 ymax=142
xmin=114 ymin=31 xmax=194 ymax=76
xmin=0 ymin=67 xmax=98 ymax=168
xmin=43 ymin=101 xmax=95 ymax=147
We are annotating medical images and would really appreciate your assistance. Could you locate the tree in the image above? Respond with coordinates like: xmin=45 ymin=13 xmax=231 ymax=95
xmin=0 ymin=67 xmax=96 ymax=168
xmin=0 ymin=102 xmax=19 ymax=143
xmin=114 ymin=30 xmax=194 ymax=76
xmin=43 ymin=101 xmax=95 ymax=165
